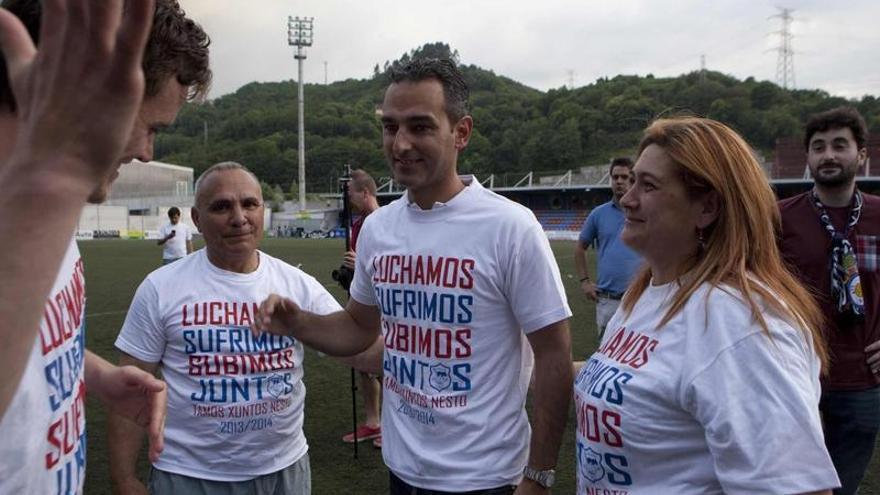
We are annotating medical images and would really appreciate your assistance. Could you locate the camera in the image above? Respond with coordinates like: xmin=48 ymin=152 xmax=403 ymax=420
xmin=332 ymin=265 xmax=355 ymax=291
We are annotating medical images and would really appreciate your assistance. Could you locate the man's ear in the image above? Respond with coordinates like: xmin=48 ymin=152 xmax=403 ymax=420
xmin=453 ymin=115 xmax=473 ymax=151
xmin=191 ymin=207 xmax=201 ymax=232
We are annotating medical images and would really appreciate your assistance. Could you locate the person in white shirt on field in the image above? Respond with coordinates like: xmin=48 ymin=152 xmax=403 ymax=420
xmin=110 ymin=162 xmax=340 ymax=495
xmin=157 ymin=206 xmax=193 ymax=264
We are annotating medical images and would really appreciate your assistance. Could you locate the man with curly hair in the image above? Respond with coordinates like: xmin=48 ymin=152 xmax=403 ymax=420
xmin=0 ymin=0 xmax=210 ymax=493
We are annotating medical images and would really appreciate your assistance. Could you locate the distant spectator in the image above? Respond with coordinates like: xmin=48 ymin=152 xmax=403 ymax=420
xmin=340 ymin=169 xmax=384 ymax=448
xmin=157 ymin=206 xmax=193 ymax=264
xmin=574 ymin=157 xmax=642 ymax=337
xmin=779 ymin=106 xmax=880 ymax=495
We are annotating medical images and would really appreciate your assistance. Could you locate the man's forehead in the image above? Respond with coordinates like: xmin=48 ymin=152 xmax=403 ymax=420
xmin=384 ymin=79 xmax=444 ymax=97
xmin=810 ymin=127 xmax=856 ymax=144
xmin=198 ymin=170 xmax=261 ymax=199
xmin=206 ymin=190 xmax=260 ymax=201
xmin=381 ymin=80 xmax=445 ymax=117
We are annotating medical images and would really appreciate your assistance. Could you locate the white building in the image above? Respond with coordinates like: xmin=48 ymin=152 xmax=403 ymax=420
xmin=105 ymin=160 xmax=194 ymax=213
xmin=79 ymin=160 xmax=196 ymax=239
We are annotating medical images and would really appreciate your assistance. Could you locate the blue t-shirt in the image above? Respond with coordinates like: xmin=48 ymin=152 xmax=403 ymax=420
xmin=579 ymin=201 xmax=642 ymax=295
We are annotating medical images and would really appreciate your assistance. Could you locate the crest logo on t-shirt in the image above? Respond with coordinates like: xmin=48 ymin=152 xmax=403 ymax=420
xmin=428 ymin=363 xmax=452 ymax=392
xmin=579 ymin=443 xmax=605 ymax=483
xmin=267 ymin=374 xmax=285 ymax=398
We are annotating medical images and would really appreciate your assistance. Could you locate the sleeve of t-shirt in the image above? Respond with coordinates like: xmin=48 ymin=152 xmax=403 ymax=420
xmin=506 ymin=223 xmax=572 ymax=334
xmin=115 ymin=279 xmax=167 ymax=363
xmin=684 ymin=331 xmax=840 ymax=493
xmin=158 ymin=224 xmax=169 ymax=237
xmin=304 ymin=277 xmax=344 ymax=316
xmin=349 ymin=217 xmax=377 ymax=307
xmin=578 ymin=209 xmax=599 ymax=245
xmin=185 ymin=224 xmax=193 ymax=241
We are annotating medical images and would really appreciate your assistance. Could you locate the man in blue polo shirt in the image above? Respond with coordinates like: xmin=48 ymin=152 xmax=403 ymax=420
xmin=574 ymin=157 xmax=642 ymax=337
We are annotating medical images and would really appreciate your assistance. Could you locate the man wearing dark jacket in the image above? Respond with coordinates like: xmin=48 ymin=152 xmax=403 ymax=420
xmin=779 ymin=106 xmax=880 ymax=495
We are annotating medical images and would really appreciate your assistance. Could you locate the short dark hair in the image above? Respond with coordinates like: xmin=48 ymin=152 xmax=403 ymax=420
xmin=388 ymin=58 xmax=469 ymax=124
xmin=168 ymin=206 xmax=181 ymax=218
xmin=804 ymin=106 xmax=868 ymax=150
xmin=350 ymin=169 xmax=377 ymax=196
xmin=609 ymin=157 xmax=634 ymax=174
xmin=0 ymin=0 xmax=212 ymax=111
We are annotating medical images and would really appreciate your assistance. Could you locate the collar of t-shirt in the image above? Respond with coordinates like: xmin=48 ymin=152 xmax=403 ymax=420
xmin=646 ymin=277 xmax=677 ymax=301
xmin=404 ymin=175 xmax=480 ymax=221
xmin=199 ymin=249 xmax=266 ymax=283
xmin=641 ymin=275 xmax=772 ymax=323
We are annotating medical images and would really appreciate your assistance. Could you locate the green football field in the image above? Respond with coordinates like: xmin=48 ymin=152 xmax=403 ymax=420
xmin=79 ymin=238 xmax=879 ymax=494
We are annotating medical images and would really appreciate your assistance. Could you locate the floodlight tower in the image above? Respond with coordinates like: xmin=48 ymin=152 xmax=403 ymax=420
xmin=288 ymin=16 xmax=313 ymax=211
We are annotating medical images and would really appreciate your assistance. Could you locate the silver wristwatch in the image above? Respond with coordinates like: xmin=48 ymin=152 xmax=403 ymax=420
xmin=522 ymin=466 xmax=556 ymax=489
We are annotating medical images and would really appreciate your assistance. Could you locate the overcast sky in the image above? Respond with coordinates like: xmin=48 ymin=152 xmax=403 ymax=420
xmin=184 ymin=0 xmax=879 ymax=100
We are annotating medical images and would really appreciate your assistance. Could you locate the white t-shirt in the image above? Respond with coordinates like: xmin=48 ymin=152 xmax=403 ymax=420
xmin=350 ymin=178 xmax=572 ymax=491
xmin=115 ymin=249 xmax=341 ymax=481
xmin=574 ymin=281 xmax=840 ymax=494
xmin=0 ymin=239 xmax=87 ymax=494
xmin=159 ymin=222 xmax=192 ymax=260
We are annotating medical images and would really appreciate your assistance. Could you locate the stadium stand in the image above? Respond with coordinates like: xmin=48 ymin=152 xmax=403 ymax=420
xmin=532 ymin=209 xmax=588 ymax=232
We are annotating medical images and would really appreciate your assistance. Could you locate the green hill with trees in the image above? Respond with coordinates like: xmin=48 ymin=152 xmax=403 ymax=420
xmin=155 ymin=42 xmax=880 ymax=195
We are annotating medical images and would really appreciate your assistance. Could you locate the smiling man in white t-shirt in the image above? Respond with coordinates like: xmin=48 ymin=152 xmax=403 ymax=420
xmin=110 ymin=162 xmax=341 ymax=495
xmin=254 ymin=59 xmax=573 ymax=495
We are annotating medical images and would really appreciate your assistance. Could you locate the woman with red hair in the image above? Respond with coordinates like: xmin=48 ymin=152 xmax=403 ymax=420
xmin=574 ymin=117 xmax=839 ymax=494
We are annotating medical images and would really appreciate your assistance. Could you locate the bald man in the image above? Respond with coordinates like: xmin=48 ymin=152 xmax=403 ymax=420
xmin=108 ymin=162 xmax=341 ymax=495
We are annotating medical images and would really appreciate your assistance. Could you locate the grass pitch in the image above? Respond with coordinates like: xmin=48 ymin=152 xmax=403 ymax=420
xmin=80 ymin=239 xmax=879 ymax=494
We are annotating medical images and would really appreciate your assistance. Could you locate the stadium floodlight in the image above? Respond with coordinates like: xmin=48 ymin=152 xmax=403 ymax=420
xmin=288 ymin=16 xmax=313 ymax=211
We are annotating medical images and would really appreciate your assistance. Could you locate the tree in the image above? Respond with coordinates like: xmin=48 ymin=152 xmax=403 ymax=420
xmin=260 ymin=180 xmax=284 ymax=212
xmin=152 ymin=47 xmax=879 ymax=193
xmin=460 ymin=129 xmax=492 ymax=174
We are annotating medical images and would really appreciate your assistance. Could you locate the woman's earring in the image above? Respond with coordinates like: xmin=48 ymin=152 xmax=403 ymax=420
xmin=697 ymin=227 xmax=707 ymax=251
